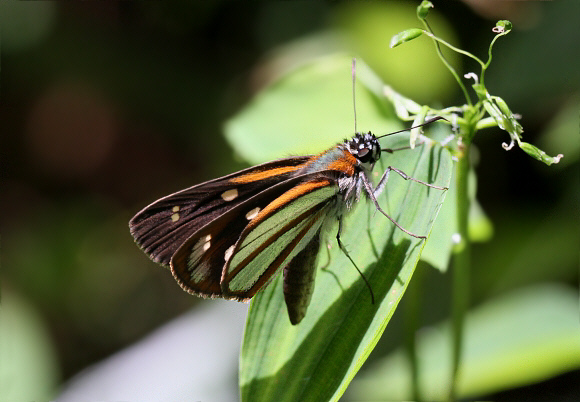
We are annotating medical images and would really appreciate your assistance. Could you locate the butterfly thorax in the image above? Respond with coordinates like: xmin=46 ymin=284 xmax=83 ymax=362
xmin=324 ymin=131 xmax=380 ymax=210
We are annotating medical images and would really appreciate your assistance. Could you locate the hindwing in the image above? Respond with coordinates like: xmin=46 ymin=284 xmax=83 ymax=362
xmin=220 ymin=180 xmax=338 ymax=299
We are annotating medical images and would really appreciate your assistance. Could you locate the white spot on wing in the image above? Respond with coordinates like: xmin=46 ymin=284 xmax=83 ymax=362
xmin=205 ymin=234 xmax=212 ymax=241
xmin=203 ymin=240 xmax=211 ymax=252
xmin=172 ymin=206 xmax=180 ymax=212
xmin=245 ymin=207 xmax=260 ymax=221
xmin=171 ymin=213 xmax=179 ymax=222
xmin=221 ymin=189 xmax=238 ymax=201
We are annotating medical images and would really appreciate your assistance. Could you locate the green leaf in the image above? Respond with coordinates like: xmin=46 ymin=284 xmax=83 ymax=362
xmin=389 ymin=28 xmax=423 ymax=49
xmin=240 ymin=144 xmax=452 ymax=401
xmin=383 ymin=84 xmax=422 ymax=119
xmin=416 ymin=1 xmax=434 ymax=20
xmin=519 ymin=141 xmax=563 ymax=165
xmin=409 ymin=105 xmax=428 ymax=149
xmin=224 ymin=54 xmax=398 ymax=164
xmin=477 ymin=92 xmax=562 ymax=165
xmin=472 ymin=83 xmax=487 ymax=99
xmin=347 ymin=284 xmax=580 ymax=400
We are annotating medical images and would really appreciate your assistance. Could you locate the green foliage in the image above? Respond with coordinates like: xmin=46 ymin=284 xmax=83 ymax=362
xmin=225 ymin=4 xmax=569 ymax=401
xmin=388 ymin=11 xmax=562 ymax=166
xmin=0 ymin=292 xmax=59 ymax=401
xmin=348 ymin=284 xmax=580 ymax=400
xmin=388 ymin=6 xmax=567 ymax=400
xmin=416 ymin=1 xmax=434 ymax=21
xmin=225 ymin=55 xmax=398 ymax=164
xmin=389 ymin=28 xmax=423 ymax=48
xmin=331 ymin=1 xmax=459 ymax=103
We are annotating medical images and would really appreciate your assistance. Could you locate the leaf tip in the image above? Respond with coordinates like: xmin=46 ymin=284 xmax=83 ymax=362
xmin=390 ymin=28 xmax=423 ymax=48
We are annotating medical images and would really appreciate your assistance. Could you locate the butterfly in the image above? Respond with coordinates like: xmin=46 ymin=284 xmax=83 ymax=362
xmin=129 ymin=118 xmax=447 ymax=325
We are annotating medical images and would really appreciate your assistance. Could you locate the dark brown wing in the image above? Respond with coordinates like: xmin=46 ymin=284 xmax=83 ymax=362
xmin=129 ymin=156 xmax=311 ymax=267
xmin=169 ymin=172 xmax=328 ymax=298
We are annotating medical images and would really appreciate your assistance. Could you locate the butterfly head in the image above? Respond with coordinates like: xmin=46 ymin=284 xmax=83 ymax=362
xmin=346 ymin=132 xmax=381 ymax=165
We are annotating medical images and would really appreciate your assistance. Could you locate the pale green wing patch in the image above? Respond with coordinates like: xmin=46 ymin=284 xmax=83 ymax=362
xmin=223 ymin=185 xmax=338 ymax=297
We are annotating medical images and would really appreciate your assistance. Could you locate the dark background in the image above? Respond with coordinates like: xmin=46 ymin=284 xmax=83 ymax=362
xmin=2 ymin=1 xmax=578 ymax=400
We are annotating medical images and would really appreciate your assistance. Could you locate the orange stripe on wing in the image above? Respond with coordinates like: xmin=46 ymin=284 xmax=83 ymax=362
xmin=245 ymin=213 xmax=321 ymax=296
xmin=246 ymin=179 xmax=332 ymax=230
xmin=230 ymin=165 xmax=305 ymax=183
xmin=326 ymin=149 xmax=357 ymax=176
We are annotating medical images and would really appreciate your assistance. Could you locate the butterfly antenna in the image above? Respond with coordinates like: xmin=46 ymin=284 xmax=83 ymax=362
xmin=375 ymin=116 xmax=447 ymax=140
xmin=352 ymin=58 xmax=357 ymax=134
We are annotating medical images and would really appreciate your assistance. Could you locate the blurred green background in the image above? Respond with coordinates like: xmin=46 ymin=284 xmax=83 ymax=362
xmin=1 ymin=1 xmax=578 ymax=400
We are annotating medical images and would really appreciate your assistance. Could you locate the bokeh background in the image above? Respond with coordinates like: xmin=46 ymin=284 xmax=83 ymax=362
xmin=2 ymin=1 xmax=578 ymax=401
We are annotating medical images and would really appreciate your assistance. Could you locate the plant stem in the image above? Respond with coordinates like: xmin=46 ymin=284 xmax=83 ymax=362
xmin=421 ymin=28 xmax=474 ymax=107
xmin=449 ymin=132 xmax=472 ymax=401
xmin=405 ymin=266 xmax=424 ymax=401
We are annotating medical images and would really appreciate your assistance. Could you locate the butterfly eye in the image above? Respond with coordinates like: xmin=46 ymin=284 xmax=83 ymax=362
xmin=357 ymin=147 xmax=371 ymax=162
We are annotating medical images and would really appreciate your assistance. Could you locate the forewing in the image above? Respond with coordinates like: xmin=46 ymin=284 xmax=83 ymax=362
xmin=129 ymin=156 xmax=311 ymax=267
xmin=221 ymin=180 xmax=338 ymax=300
xmin=169 ymin=172 xmax=335 ymax=299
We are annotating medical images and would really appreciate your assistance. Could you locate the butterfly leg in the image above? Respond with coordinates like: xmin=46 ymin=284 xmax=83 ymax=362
xmin=361 ymin=173 xmax=428 ymax=239
xmin=336 ymin=217 xmax=375 ymax=304
xmin=374 ymin=166 xmax=448 ymax=198
xmin=320 ymin=241 xmax=332 ymax=271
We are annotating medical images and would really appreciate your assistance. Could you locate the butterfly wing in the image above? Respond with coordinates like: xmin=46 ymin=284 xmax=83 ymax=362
xmin=131 ymin=146 xmax=355 ymax=322
xmin=217 ymin=179 xmax=338 ymax=304
xmin=168 ymin=173 xmax=323 ymax=298
xmin=129 ymin=156 xmax=311 ymax=267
